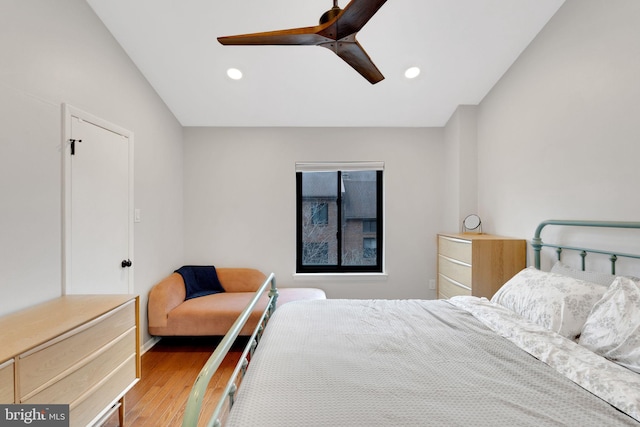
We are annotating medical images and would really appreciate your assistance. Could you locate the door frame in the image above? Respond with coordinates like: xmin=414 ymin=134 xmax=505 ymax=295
xmin=61 ymin=103 xmax=134 ymax=295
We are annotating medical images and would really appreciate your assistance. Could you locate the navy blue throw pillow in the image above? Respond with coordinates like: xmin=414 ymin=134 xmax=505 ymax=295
xmin=175 ymin=265 xmax=225 ymax=300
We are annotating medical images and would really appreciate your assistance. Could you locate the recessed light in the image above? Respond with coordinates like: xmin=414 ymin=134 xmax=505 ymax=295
xmin=226 ymin=68 xmax=243 ymax=80
xmin=404 ymin=66 xmax=420 ymax=79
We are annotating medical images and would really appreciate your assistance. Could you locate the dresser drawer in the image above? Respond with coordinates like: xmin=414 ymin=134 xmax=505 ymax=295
xmin=70 ymin=354 xmax=137 ymax=427
xmin=438 ymin=236 xmax=472 ymax=264
xmin=23 ymin=328 xmax=136 ymax=405
xmin=0 ymin=359 xmax=14 ymax=403
xmin=438 ymin=274 xmax=471 ymax=299
xmin=19 ymin=300 xmax=135 ymax=400
xmin=438 ymin=255 xmax=472 ymax=286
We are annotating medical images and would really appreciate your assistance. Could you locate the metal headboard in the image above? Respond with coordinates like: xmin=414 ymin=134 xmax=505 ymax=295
xmin=532 ymin=220 xmax=640 ymax=274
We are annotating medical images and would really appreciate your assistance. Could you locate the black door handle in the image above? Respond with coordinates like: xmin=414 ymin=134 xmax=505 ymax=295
xmin=121 ymin=259 xmax=132 ymax=268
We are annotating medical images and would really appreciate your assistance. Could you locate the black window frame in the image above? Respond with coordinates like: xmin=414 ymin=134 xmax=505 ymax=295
xmin=296 ymin=170 xmax=383 ymax=273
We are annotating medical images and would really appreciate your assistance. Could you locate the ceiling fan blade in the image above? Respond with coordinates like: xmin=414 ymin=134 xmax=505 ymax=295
xmin=330 ymin=39 xmax=384 ymax=84
xmin=218 ymin=26 xmax=332 ymax=46
xmin=337 ymin=0 xmax=388 ymax=38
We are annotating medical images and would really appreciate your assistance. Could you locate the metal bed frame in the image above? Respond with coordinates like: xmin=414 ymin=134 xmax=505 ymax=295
xmin=182 ymin=272 xmax=278 ymax=427
xmin=533 ymin=219 xmax=640 ymax=274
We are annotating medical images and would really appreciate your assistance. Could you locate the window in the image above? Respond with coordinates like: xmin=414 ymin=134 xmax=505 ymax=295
xmin=363 ymin=238 xmax=376 ymax=259
xmin=310 ymin=203 xmax=328 ymax=225
xmin=363 ymin=219 xmax=376 ymax=233
xmin=296 ymin=163 xmax=383 ymax=273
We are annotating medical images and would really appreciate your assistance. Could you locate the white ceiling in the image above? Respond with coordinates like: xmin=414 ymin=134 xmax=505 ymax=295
xmin=87 ymin=0 xmax=565 ymax=127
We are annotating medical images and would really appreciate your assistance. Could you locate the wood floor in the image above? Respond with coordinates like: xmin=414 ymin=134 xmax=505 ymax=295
xmin=102 ymin=336 xmax=243 ymax=427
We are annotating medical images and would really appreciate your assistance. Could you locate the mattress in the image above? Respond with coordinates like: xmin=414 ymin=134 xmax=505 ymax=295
xmin=226 ymin=298 xmax=639 ymax=426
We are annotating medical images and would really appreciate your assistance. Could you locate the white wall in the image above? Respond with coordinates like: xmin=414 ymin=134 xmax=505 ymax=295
xmin=477 ymin=0 xmax=640 ymax=273
xmin=183 ymin=127 xmax=445 ymax=299
xmin=443 ymin=105 xmax=479 ymax=232
xmin=0 ymin=0 xmax=184 ymax=346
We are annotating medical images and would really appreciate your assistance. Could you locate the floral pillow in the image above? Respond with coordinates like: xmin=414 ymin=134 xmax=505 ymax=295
xmin=579 ymin=276 xmax=640 ymax=373
xmin=491 ymin=267 xmax=608 ymax=340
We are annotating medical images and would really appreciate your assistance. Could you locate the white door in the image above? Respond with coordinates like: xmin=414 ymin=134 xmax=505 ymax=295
xmin=63 ymin=105 xmax=134 ymax=294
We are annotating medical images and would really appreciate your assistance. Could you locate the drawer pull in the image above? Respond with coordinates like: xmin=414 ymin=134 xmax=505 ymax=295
xmin=0 ymin=359 xmax=14 ymax=370
xmin=438 ymin=254 xmax=471 ymax=267
xmin=440 ymin=236 xmax=472 ymax=245
xmin=439 ymin=274 xmax=471 ymax=291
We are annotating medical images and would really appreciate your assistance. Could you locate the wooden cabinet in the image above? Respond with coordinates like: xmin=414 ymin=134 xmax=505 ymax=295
xmin=0 ymin=295 xmax=140 ymax=426
xmin=437 ymin=233 xmax=526 ymax=299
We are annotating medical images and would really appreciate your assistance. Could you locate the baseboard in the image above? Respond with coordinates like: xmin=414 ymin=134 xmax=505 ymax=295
xmin=141 ymin=336 xmax=161 ymax=354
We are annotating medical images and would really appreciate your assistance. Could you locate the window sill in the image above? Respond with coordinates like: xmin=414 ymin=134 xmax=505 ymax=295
xmin=292 ymin=272 xmax=388 ymax=282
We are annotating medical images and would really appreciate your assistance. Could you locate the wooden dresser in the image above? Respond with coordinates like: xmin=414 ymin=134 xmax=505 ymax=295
xmin=437 ymin=233 xmax=526 ymax=299
xmin=0 ymin=295 xmax=140 ymax=427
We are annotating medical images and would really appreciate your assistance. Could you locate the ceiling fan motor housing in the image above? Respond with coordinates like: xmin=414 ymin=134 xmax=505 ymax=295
xmin=320 ymin=6 xmax=342 ymax=25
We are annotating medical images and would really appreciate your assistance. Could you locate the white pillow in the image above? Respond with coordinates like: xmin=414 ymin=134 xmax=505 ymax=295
xmin=579 ymin=276 xmax=640 ymax=373
xmin=550 ymin=261 xmax=617 ymax=287
xmin=491 ymin=267 xmax=608 ymax=340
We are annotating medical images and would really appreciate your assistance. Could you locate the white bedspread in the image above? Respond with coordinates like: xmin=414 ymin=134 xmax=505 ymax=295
xmin=225 ymin=298 xmax=640 ymax=426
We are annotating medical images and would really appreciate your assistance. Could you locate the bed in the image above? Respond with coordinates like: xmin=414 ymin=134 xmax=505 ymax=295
xmin=183 ymin=220 xmax=640 ymax=426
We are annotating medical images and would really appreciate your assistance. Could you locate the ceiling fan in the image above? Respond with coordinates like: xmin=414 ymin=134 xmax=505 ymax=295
xmin=217 ymin=0 xmax=389 ymax=84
